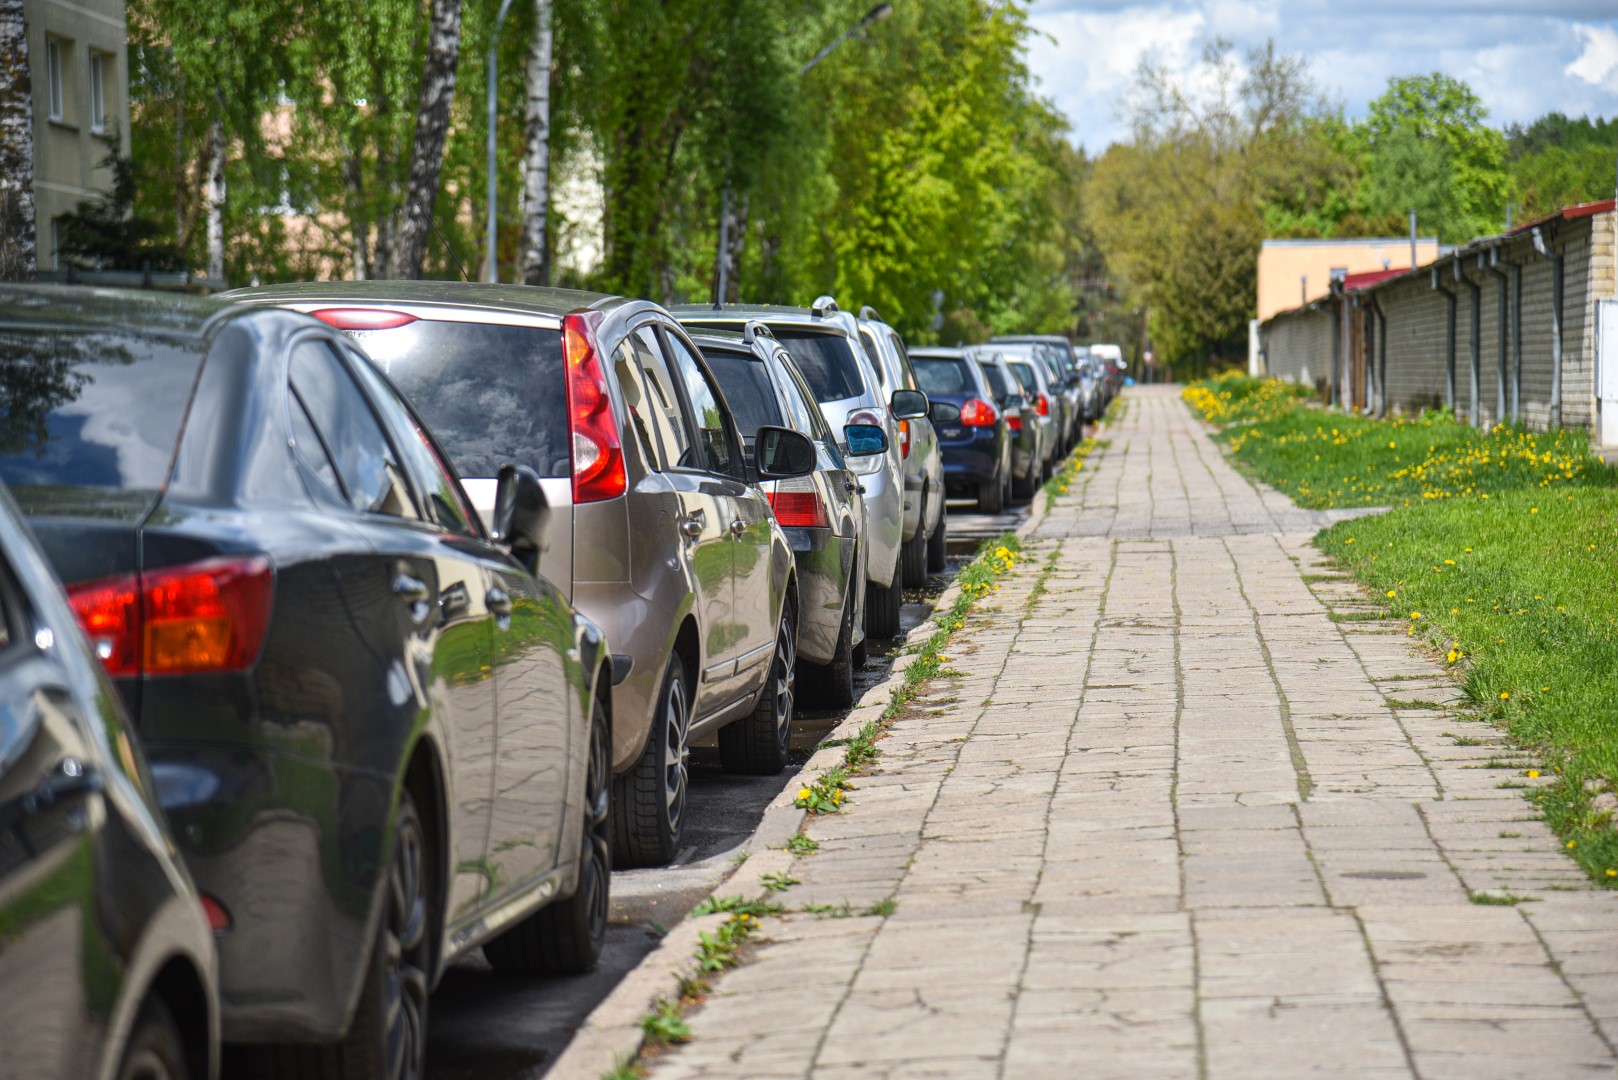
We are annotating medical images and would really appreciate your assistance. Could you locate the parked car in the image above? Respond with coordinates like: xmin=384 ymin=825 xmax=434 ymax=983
xmin=1090 ymin=343 xmax=1127 ymax=398
xmin=0 ymin=481 xmax=219 ymax=1080
xmin=689 ymin=322 xmax=880 ymax=708
xmin=854 ymin=307 xmax=947 ymax=585
xmin=995 ymin=334 xmax=1095 ymax=421
xmin=672 ymin=298 xmax=929 ymax=642
xmin=1004 ymin=352 xmax=1060 ymax=480
xmin=972 ymin=351 xmax=1043 ymax=501
xmin=911 ymin=347 xmax=1012 ymax=513
xmin=232 ymin=282 xmax=818 ymax=869
xmin=997 ymin=341 xmax=1078 ymax=455
xmin=0 ymin=284 xmax=615 ymax=1075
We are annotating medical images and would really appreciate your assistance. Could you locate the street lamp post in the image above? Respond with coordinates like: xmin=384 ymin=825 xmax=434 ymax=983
xmin=713 ymin=2 xmax=894 ymax=304
xmin=486 ymin=0 xmax=516 ymax=283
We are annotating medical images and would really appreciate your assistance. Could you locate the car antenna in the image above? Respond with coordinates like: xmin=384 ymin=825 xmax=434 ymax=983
xmin=427 ymin=212 xmax=471 ymax=282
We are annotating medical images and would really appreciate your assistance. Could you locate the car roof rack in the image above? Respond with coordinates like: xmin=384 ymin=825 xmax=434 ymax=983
xmin=810 ymin=295 xmax=839 ymax=318
xmin=741 ymin=319 xmax=776 ymax=345
xmin=858 ymin=304 xmax=882 ymax=323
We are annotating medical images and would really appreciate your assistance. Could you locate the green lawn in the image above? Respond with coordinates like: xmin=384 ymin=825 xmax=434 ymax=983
xmin=1187 ymin=376 xmax=1618 ymax=885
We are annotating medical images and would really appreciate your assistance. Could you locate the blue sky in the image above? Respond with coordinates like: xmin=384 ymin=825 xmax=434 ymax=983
xmin=1025 ymin=0 xmax=1618 ymax=152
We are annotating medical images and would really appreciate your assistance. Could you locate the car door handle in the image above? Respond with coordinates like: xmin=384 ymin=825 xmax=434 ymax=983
xmin=393 ymin=573 xmax=431 ymax=623
xmin=679 ymin=512 xmax=705 ymax=539
xmin=729 ymin=518 xmax=747 ymax=536
xmin=487 ymin=586 xmax=512 ymax=615
xmin=439 ymin=581 xmax=470 ymax=619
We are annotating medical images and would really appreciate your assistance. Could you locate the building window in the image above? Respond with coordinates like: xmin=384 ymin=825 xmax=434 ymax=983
xmin=88 ymin=52 xmax=105 ymax=133
xmin=45 ymin=38 xmax=64 ymax=122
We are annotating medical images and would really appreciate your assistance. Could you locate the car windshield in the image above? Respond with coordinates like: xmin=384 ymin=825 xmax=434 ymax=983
xmin=1009 ymin=361 xmax=1040 ymax=395
xmin=0 ymin=327 xmax=208 ymax=519
xmin=976 ymin=360 xmax=1011 ymax=399
xmin=703 ymin=348 xmax=782 ymax=437
xmin=771 ymin=329 xmax=865 ymax=403
xmin=345 ymin=319 xmax=570 ymax=478
xmin=912 ymin=357 xmax=972 ymax=396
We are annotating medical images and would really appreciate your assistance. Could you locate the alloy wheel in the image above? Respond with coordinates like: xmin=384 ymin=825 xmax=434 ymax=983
xmin=384 ymin=807 xmax=429 ymax=1080
xmin=771 ymin=616 xmax=796 ymax=747
xmin=582 ymin=706 xmax=611 ymax=943
xmin=662 ymin=676 xmax=690 ymax=836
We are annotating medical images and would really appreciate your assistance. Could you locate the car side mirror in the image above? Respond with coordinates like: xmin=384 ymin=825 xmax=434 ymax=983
xmin=493 ymin=463 xmax=550 ymax=561
xmin=889 ymin=388 xmax=929 ymax=420
xmin=843 ymin=423 xmax=889 ymax=457
xmin=929 ymin=401 xmax=961 ymax=424
xmin=755 ymin=426 xmax=816 ymax=479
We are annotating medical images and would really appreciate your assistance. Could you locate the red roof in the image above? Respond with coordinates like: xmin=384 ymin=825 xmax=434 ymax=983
xmin=1342 ymin=268 xmax=1405 ymax=292
xmin=1508 ymin=198 xmax=1616 ymax=237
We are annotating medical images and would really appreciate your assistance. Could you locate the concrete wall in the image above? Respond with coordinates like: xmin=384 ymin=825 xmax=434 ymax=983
xmin=23 ymin=0 xmax=130 ymax=270
xmin=1259 ymin=208 xmax=1618 ymax=446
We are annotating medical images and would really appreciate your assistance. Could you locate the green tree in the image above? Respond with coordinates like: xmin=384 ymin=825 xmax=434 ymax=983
xmin=1507 ymin=113 xmax=1618 ymax=220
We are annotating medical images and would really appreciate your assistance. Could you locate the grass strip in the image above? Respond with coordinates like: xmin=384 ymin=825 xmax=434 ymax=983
xmin=1185 ymin=374 xmax=1618 ymax=887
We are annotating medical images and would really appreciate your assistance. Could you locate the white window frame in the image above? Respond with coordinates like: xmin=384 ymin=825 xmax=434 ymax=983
xmin=45 ymin=38 xmax=64 ymax=122
xmin=88 ymin=51 xmax=105 ymax=133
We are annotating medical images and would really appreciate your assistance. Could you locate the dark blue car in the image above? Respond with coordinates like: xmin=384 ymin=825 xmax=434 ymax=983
xmin=911 ymin=348 xmax=1011 ymax=513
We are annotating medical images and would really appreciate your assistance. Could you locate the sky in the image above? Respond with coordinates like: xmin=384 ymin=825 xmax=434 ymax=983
xmin=1025 ymin=0 xmax=1618 ymax=152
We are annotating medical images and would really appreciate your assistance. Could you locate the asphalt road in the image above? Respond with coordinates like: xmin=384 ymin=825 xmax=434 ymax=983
xmin=423 ymin=501 xmax=1028 ymax=1079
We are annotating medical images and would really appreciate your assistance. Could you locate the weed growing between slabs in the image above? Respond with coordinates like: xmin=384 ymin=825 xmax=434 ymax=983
xmin=1184 ymin=375 xmax=1618 ymax=886
xmin=1043 ymin=436 xmax=1100 ymax=511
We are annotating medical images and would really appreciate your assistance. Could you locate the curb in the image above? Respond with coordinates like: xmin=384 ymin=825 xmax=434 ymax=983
xmin=553 ymin=485 xmax=1061 ymax=1079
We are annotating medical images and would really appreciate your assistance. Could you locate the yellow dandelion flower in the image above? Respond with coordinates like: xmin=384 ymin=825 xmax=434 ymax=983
xmin=1410 ymin=612 xmax=1422 ymax=619
xmin=1567 ymin=840 xmax=1577 ymax=849
xmin=1386 ymin=589 xmax=1397 ymax=598
xmin=1500 ymin=691 xmax=1510 ymax=700
xmin=1527 ymin=770 xmax=1540 ymax=779
xmin=1606 ymin=869 xmax=1616 ymax=878
xmin=796 ymin=787 xmax=812 ymax=801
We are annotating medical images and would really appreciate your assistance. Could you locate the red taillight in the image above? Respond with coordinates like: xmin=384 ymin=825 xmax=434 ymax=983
xmin=1034 ymin=392 xmax=1050 ymax=417
xmin=898 ymin=419 xmax=912 ymax=459
xmin=200 ymin=894 xmax=232 ymax=934
xmin=66 ymin=557 xmax=274 ymax=678
xmin=562 ymin=311 xmax=626 ymax=504
xmin=959 ymin=398 xmax=998 ymax=427
xmin=767 ymin=482 xmax=831 ymax=528
xmin=1007 ymin=411 xmax=1023 ymax=432
xmin=310 ymin=308 xmax=418 ymax=330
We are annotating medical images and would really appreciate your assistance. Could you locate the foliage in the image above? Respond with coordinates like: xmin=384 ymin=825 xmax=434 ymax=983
xmin=53 ymin=134 xmax=182 ymax=270
xmin=1507 ymin=113 xmax=1618 ymax=221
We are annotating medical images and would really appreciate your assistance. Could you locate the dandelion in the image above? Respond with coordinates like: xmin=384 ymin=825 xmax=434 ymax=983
xmin=1410 ymin=612 xmax=1422 ymax=619
xmin=1530 ymin=507 xmax=1539 ymax=514
xmin=796 ymin=787 xmax=812 ymax=801
xmin=1606 ymin=869 xmax=1616 ymax=878
xmin=1567 ymin=840 xmax=1577 ymax=849
xmin=1527 ymin=770 xmax=1541 ymax=779
xmin=1500 ymin=691 xmax=1510 ymax=700
xmin=1444 ymin=559 xmax=1456 ymax=566
xmin=1386 ymin=589 xmax=1397 ymax=598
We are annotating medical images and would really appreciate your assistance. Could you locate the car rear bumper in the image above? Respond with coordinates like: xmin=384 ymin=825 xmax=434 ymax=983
xmin=785 ymin=525 xmax=854 ymax=665
xmin=940 ymin=437 xmax=1001 ymax=491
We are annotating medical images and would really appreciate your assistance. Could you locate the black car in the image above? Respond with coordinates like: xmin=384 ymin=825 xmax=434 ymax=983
xmin=972 ymin=351 xmax=1042 ymax=501
xmin=910 ymin=348 xmax=1012 ymax=513
xmin=0 ymin=286 xmax=613 ymax=1076
xmin=0 ymin=482 xmax=219 ymax=1080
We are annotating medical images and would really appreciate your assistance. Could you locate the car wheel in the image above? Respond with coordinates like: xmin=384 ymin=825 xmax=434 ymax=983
xmin=485 ymin=692 xmax=610 ymax=974
xmin=865 ymin=560 xmax=902 ymax=639
xmin=926 ymin=510 xmax=948 ymax=573
xmin=611 ymin=654 xmax=689 ymax=868
xmin=720 ymin=600 xmax=796 ymax=775
xmin=801 ymin=581 xmax=855 ymax=710
xmin=976 ymin=477 xmax=1003 ymax=514
xmin=900 ymin=519 xmax=928 ymax=588
xmin=116 ymin=996 xmax=189 ymax=1080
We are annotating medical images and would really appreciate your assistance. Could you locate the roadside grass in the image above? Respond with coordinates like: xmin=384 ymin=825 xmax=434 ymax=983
xmin=1185 ymin=374 xmax=1618 ymax=887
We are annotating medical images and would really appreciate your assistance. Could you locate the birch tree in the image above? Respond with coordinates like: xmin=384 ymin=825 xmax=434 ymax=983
xmin=517 ymin=0 xmax=552 ymax=285
xmin=393 ymin=0 xmax=464 ymax=279
xmin=0 ymin=0 xmax=37 ymax=280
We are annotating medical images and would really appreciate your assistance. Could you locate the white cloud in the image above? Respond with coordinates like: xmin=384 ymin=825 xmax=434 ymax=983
xmin=1567 ymin=23 xmax=1618 ymax=91
xmin=1028 ymin=1 xmax=1618 ymax=152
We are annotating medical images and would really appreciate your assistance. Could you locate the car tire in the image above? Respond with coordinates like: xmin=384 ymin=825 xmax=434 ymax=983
xmin=801 ymin=582 xmax=856 ymax=711
xmin=485 ymin=692 xmax=610 ymax=975
xmin=611 ymin=654 xmax=689 ymax=869
xmin=249 ymin=790 xmax=432 ymax=1080
xmin=720 ymin=600 xmax=796 ymax=775
xmin=116 ymin=996 xmax=189 ymax=1080
xmin=976 ymin=476 xmax=1003 ymax=514
xmin=926 ymin=510 xmax=948 ymax=573
xmin=900 ymin=518 xmax=928 ymax=588
xmin=865 ymin=560 xmax=902 ymax=639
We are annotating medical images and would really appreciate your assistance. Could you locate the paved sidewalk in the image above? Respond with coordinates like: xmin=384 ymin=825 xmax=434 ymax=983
xmin=645 ymin=387 xmax=1618 ymax=1080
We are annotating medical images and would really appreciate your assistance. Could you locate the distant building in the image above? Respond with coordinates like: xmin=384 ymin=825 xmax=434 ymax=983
xmin=22 ymin=0 xmax=130 ymax=270
xmin=1257 ymin=237 xmax=1441 ymax=323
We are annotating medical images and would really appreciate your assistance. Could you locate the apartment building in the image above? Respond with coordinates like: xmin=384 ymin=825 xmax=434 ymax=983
xmin=23 ymin=0 xmax=129 ymax=270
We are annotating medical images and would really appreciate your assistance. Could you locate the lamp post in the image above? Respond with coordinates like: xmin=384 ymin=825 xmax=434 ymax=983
xmin=713 ymin=2 xmax=894 ymax=304
xmin=486 ymin=0 xmax=516 ymax=283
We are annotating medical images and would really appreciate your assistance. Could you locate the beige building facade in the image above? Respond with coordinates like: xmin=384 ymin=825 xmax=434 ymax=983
xmin=23 ymin=0 xmax=130 ymax=269
xmin=1257 ymin=237 xmax=1441 ymax=322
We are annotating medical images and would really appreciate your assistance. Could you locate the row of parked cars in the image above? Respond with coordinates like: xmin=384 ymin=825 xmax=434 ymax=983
xmin=0 ymin=279 xmax=1103 ymax=1079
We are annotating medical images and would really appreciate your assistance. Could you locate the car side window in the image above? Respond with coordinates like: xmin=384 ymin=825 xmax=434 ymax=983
xmin=781 ymin=359 xmax=844 ymax=467
xmin=629 ymin=326 xmax=693 ymax=471
xmin=612 ymin=333 xmax=668 ymax=472
xmin=888 ymin=331 xmax=920 ymax=391
xmin=660 ymin=329 xmax=737 ymax=478
xmin=347 ymin=351 xmax=481 ymax=537
xmin=859 ymin=328 xmax=888 ymax=389
xmin=288 ymin=340 xmax=419 ymax=520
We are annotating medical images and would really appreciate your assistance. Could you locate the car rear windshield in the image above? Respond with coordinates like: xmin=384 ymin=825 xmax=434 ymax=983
xmin=0 ymin=327 xmax=208 ymax=518
xmin=912 ymin=357 xmax=972 ymax=396
xmin=703 ymin=348 xmax=782 ymax=436
xmin=1009 ymin=361 xmax=1040 ymax=394
xmin=771 ymin=330 xmax=864 ymax=404
xmin=346 ymin=319 xmax=569 ymax=478
xmin=976 ymin=360 xmax=1011 ymax=399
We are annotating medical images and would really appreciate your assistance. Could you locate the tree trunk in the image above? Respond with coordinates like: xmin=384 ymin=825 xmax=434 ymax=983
xmin=0 ymin=0 xmax=38 ymax=280
xmin=344 ymin=150 xmax=369 ymax=279
xmin=206 ymin=107 xmax=226 ymax=282
xmin=392 ymin=0 xmax=464 ymax=279
xmin=517 ymin=0 xmax=553 ymax=286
